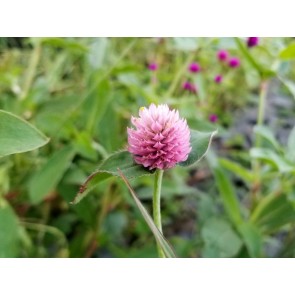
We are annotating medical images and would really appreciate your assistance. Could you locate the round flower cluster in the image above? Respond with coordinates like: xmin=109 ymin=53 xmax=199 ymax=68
xmin=128 ymin=104 xmax=191 ymax=170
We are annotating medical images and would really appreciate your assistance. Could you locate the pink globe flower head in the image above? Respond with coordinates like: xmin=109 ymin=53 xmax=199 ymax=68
xmin=247 ymin=37 xmax=259 ymax=48
xmin=188 ymin=62 xmax=201 ymax=73
xmin=127 ymin=104 xmax=192 ymax=170
xmin=217 ymin=50 xmax=229 ymax=62
xmin=228 ymin=57 xmax=240 ymax=68
xmin=214 ymin=75 xmax=223 ymax=84
xmin=209 ymin=114 xmax=218 ymax=123
xmin=148 ymin=62 xmax=158 ymax=71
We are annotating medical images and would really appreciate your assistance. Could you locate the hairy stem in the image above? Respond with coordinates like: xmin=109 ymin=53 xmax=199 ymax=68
xmin=153 ymin=169 xmax=165 ymax=258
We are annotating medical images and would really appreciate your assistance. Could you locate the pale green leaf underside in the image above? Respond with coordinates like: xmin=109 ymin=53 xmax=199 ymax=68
xmin=0 ymin=110 xmax=49 ymax=157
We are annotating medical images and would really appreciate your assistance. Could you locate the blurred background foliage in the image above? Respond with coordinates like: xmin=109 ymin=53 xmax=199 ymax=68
xmin=1 ymin=37 xmax=295 ymax=257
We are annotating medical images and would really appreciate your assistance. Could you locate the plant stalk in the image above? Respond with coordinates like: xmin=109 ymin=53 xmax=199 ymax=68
xmin=251 ymin=80 xmax=268 ymax=205
xmin=153 ymin=169 xmax=165 ymax=258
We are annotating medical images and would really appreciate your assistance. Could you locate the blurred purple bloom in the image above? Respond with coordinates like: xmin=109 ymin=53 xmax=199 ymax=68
xmin=209 ymin=114 xmax=218 ymax=123
xmin=217 ymin=50 xmax=229 ymax=61
xmin=182 ymin=81 xmax=197 ymax=93
xmin=182 ymin=81 xmax=191 ymax=91
xmin=214 ymin=75 xmax=223 ymax=84
xmin=148 ymin=62 xmax=158 ymax=71
xmin=228 ymin=57 xmax=240 ymax=68
xmin=247 ymin=37 xmax=259 ymax=48
xmin=188 ymin=62 xmax=201 ymax=73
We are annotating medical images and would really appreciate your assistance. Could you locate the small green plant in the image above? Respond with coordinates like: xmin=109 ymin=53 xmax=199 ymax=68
xmin=72 ymin=104 xmax=216 ymax=257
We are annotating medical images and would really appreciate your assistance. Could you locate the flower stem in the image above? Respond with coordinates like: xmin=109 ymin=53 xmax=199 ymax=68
xmin=256 ymin=81 xmax=268 ymax=147
xmin=153 ymin=169 xmax=165 ymax=258
xmin=251 ymin=80 xmax=268 ymax=206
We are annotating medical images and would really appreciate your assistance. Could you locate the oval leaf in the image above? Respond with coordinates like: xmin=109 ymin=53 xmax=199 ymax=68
xmin=0 ymin=110 xmax=49 ymax=157
xmin=179 ymin=130 xmax=217 ymax=167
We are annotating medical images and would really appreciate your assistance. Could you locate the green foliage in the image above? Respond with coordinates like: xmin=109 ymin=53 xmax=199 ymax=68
xmin=0 ymin=110 xmax=49 ymax=157
xmin=73 ymin=130 xmax=216 ymax=205
xmin=118 ymin=170 xmax=176 ymax=258
xmin=201 ymin=217 xmax=242 ymax=258
xmin=1 ymin=37 xmax=295 ymax=258
xmin=279 ymin=43 xmax=295 ymax=60
xmin=29 ymin=146 xmax=76 ymax=204
xmin=0 ymin=199 xmax=21 ymax=257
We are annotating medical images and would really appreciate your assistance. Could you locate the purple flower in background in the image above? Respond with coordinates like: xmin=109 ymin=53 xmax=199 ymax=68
xmin=182 ymin=81 xmax=197 ymax=93
xmin=188 ymin=62 xmax=201 ymax=73
xmin=247 ymin=37 xmax=259 ymax=48
xmin=217 ymin=50 xmax=229 ymax=61
xmin=209 ymin=114 xmax=218 ymax=123
xmin=228 ymin=57 xmax=240 ymax=68
xmin=182 ymin=81 xmax=192 ymax=91
xmin=127 ymin=104 xmax=191 ymax=170
xmin=148 ymin=62 xmax=158 ymax=71
xmin=214 ymin=75 xmax=223 ymax=84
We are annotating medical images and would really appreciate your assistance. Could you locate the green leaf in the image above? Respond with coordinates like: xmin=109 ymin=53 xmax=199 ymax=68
xmin=118 ymin=169 xmax=176 ymax=258
xmin=29 ymin=146 xmax=76 ymax=204
xmin=213 ymin=167 xmax=243 ymax=226
xmin=0 ymin=199 xmax=21 ymax=257
xmin=251 ymin=194 xmax=295 ymax=233
xmin=71 ymin=150 xmax=154 ymax=205
xmin=179 ymin=130 xmax=217 ymax=167
xmin=279 ymin=77 xmax=295 ymax=100
xmin=41 ymin=37 xmax=88 ymax=53
xmin=238 ymin=222 xmax=262 ymax=258
xmin=0 ymin=110 xmax=49 ymax=157
xmin=279 ymin=43 xmax=295 ymax=60
xmin=219 ymin=158 xmax=255 ymax=183
xmin=88 ymin=38 xmax=108 ymax=69
xmin=287 ymin=125 xmax=295 ymax=162
xmin=234 ymin=37 xmax=275 ymax=79
xmin=201 ymin=217 xmax=242 ymax=258
xmin=250 ymin=148 xmax=295 ymax=173
xmin=253 ymin=125 xmax=281 ymax=151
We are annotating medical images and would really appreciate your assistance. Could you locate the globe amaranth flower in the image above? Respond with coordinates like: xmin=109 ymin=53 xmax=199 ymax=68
xmin=247 ymin=37 xmax=259 ymax=48
xmin=214 ymin=75 xmax=223 ymax=84
xmin=228 ymin=57 xmax=240 ymax=68
xmin=217 ymin=50 xmax=229 ymax=61
xmin=148 ymin=62 xmax=158 ymax=71
xmin=182 ymin=81 xmax=197 ymax=93
xmin=209 ymin=114 xmax=218 ymax=123
xmin=188 ymin=62 xmax=201 ymax=73
xmin=127 ymin=104 xmax=191 ymax=170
